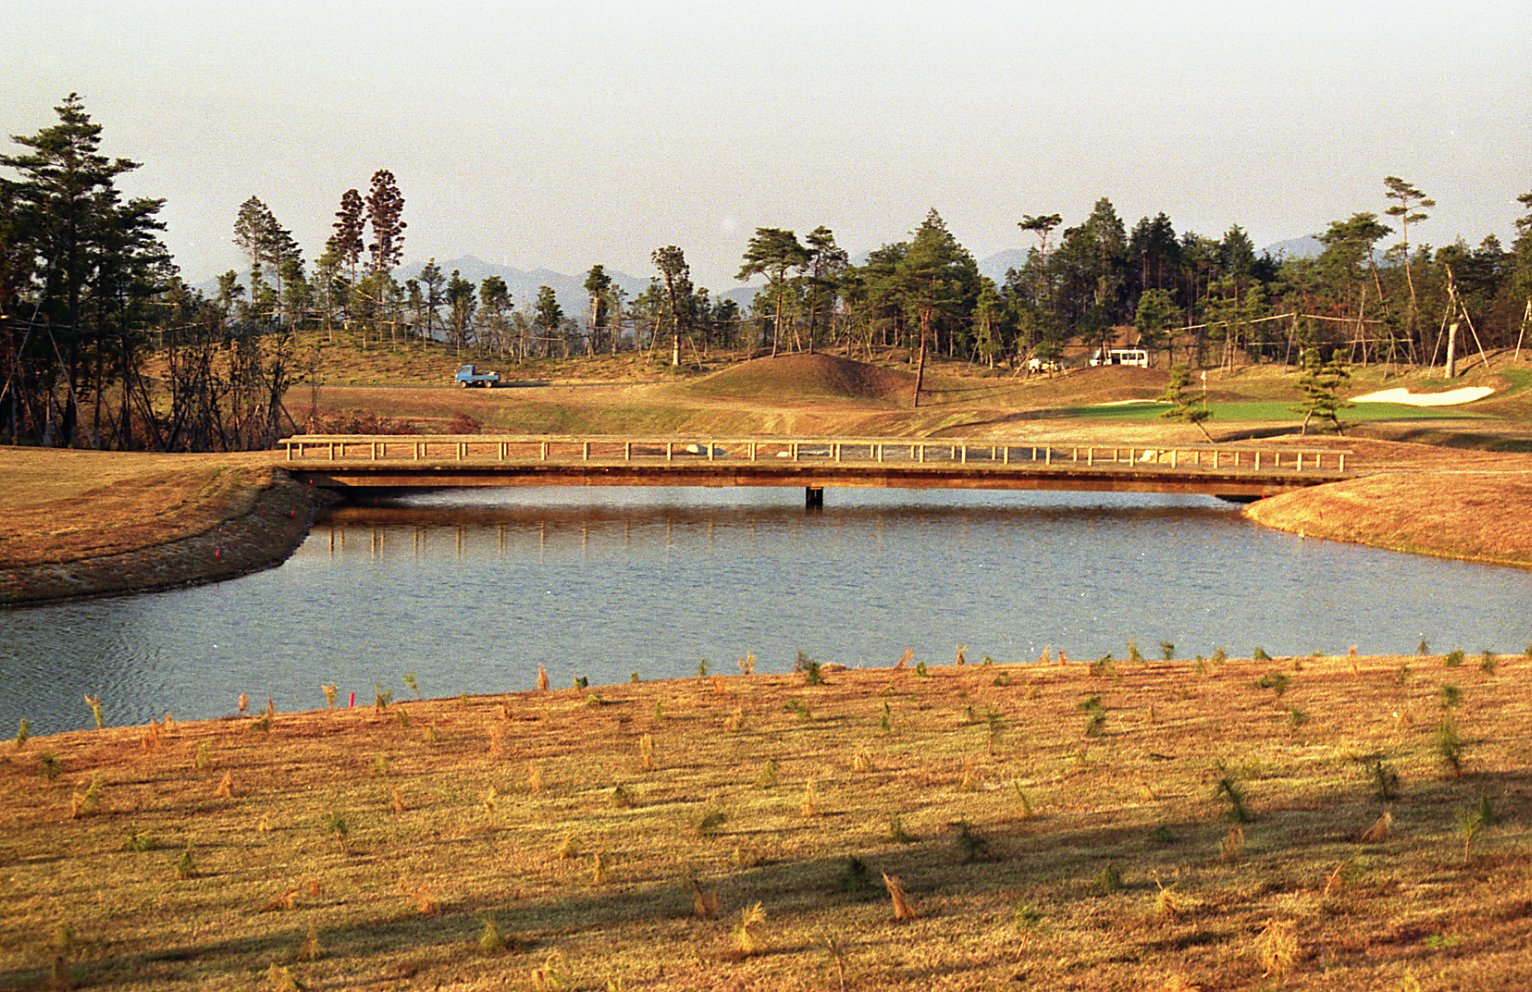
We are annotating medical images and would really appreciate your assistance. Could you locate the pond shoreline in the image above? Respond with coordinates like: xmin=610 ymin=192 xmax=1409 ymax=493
xmin=3 ymin=443 xmax=1530 ymax=606
xmin=0 ymin=470 xmax=321 ymax=607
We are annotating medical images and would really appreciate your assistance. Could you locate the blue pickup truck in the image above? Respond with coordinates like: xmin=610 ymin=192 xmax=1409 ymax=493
xmin=454 ymin=364 xmax=502 ymax=388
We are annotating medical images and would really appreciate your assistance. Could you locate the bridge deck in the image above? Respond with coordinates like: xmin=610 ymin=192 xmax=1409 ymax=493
xmin=279 ymin=434 xmax=1353 ymax=498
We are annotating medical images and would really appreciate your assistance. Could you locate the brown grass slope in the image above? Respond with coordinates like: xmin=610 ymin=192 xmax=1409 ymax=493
xmin=0 ymin=448 xmax=314 ymax=605
xmin=1246 ymin=469 xmax=1532 ymax=569
xmin=2 ymin=656 xmax=1528 ymax=991
xmin=680 ymin=353 xmax=916 ymax=406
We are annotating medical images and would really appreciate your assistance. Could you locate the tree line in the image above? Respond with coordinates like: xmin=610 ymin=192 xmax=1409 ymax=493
xmin=4 ymin=94 xmax=1531 ymax=449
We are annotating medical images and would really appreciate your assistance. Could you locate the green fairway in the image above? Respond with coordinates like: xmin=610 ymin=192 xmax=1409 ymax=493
xmin=1054 ymin=400 xmax=1487 ymax=423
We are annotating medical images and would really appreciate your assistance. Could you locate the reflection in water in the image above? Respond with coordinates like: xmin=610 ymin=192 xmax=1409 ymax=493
xmin=5 ymin=486 xmax=1530 ymax=734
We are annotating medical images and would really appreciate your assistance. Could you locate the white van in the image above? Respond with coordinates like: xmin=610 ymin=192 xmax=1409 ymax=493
xmin=1089 ymin=348 xmax=1149 ymax=368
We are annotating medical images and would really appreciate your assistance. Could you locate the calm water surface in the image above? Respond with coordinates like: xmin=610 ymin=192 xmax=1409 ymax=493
xmin=5 ymin=487 xmax=1529 ymax=734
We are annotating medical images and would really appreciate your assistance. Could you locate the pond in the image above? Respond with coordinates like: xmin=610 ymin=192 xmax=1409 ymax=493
xmin=5 ymin=487 xmax=1528 ymax=734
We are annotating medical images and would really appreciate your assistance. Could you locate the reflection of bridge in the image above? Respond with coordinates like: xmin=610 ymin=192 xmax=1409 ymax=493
xmin=280 ymin=434 xmax=1354 ymax=504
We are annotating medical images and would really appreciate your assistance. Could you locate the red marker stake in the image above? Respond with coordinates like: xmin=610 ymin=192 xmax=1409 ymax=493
xmin=348 ymin=691 xmax=355 ymax=708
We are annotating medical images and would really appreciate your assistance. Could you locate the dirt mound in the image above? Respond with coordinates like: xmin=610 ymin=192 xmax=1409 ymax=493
xmin=683 ymin=353 xmax=914 ymax=405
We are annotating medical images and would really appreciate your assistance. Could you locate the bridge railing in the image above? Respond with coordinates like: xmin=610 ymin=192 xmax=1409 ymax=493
xmin=279 ymin=434 xmax=1351 ymax=474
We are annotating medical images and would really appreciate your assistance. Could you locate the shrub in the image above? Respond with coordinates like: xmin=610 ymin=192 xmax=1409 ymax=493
xmin=14 ymin=718 xmax=29 ymax=749
xmin=324 ymin=810 xmax=351 ymax=855
xmin=800 ymin=779 xmax=819 ymax=817
xmin=733 ymin=902 xmax=767 ymax=956
xmin=953 ymin=820 xmax=991 ymax=863
xmin=882 ymin=872 xmax=918 ymax=921
xmin=1252 ymin=646 xmax=1272 ymax=662
xmin=478 ymin=915 xmax=508 ymax=954
xmin=1219 ymin=824 xmax=1246 ymax=861
xmin=1079 ymin=695 xmax=1106 ymax=737
xmin=1215 ymin=770 xmax=1252 ymax=823
xmin=320 ymin=683 xmax=337 ymax=708
xmin=696 ymin=659 xmax=709 ymax=680
xmin=1128 ymin=640 xmax=1144 ymax=663
xmin=1096 ymin=862 xmax=1123 ymax=895
xmin=783 ymin=698 xmax=812 ymax=722
xmin=1436 ymin=721 xmax=1464 ymax=777
xmin=38 ymin=753 xmax=62 ymax=780
xmin=1210 ymin=647 xmax=1228 ymax=665
xmin=639 ymin=733 xmax=655 ymax=771
xmin=1153 ymin=880 xmax=1183 ymax=920
xmin=1439 ymin=683 xmax=1461 ymax=709
xmin=175 ymin=842 xmax=196 ymax=879
xmin=1370 ymin=759 xmax=1401 ymax=800
xmin=1011 ymin=781 xmax=1035 ymax=819
xmin=373 ymin=685 xmax=393 ymax=710
xmin=983 ymin=708 xmax=1005 ymax=755
xmin=71 ymin=773 xmax=104 ymax=818
xmin=1288 ymin=707 xmax=1310 ymax=728
xmin=888 ymin=814 xmax=914 ymax=844
xmin=695 ymin=807 xmax=727 ymax=838
xmin=123 ymin=831 xmax=154 ymax=852
xmin=914 ymin=661 xmax=929 ymax=678
xmin=737 ymin=653 xmax=757 ymax=675
xmin=1444 ymin=649 xmax=1464 ymax=668
xmin=754 ymin=759 xmax=778 ymax=788
xmin=1160 ymin=641 xmax=1175 ymax=661
xmin=798 ymin=652 xmax=826 ymax=685
xmin=1255 ymin=920 xmax=1298 ymax=978
xmin=837 ymin=856 xmax=875 ymax=898
xmin=1088 ymin=654 xmax=1116 ymax=679
xmin=83 ymin=694 xmax=103 ymax=730
xmin=1482 ymin=652 xmax=1500 ymax=674
xmin=1255 ymin=671 xmax=1289 ymax=696
xmin=878 ymin=701 xmax=892 ymax=734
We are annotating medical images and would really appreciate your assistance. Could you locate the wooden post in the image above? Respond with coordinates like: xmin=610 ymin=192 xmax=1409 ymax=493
xmin=805 ymin=486 xmax=824 ymax=510
xmin=584 ymin=441 xmax=591 ymax=461
xmin=625 ymin=441 xmax=632 ymax=461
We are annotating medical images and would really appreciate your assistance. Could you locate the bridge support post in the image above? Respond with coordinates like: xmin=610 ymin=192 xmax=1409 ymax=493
xmin=805 ymin=486 xmax=824 ymax=510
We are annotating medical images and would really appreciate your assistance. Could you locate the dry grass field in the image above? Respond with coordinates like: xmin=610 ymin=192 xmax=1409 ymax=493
xmin=0 ymin=449 xmax=280 ymax=567
xmin=2 ymin=653 xmax=1529 ymax=991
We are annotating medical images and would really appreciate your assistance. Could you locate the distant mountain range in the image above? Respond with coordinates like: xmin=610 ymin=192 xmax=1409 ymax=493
xmin=1260 ymin=236 xmax=1323 ymax=260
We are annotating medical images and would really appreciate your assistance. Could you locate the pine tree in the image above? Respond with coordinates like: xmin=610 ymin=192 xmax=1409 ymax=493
xmin=583 ymin=264 xmax=613 ymax=352
xmin=1160 ymin=364 xmax=1214 ymax=441
xmin=1 ymin=93 xmax=169 ymax=447
xmin=652 ymin=246 xmax=691 ymax=366
xmin=1294 ymin=348 xmax=1352 ymax=434
xmin=364 ymin=169 xmax=406 ymax=277
xmin=895 ymin=210 xmax=977 ymax=407
xmin=737 ymin=229 xmax=809 ymax=356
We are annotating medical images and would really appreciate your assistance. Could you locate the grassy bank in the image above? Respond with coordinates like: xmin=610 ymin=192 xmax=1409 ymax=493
xmin=0 ymin=448 xmax=313 ymax=605
xmin=1246 ymin=468 xmax=1532 ymax=569
xmin=2 ymin=655 xmax=1528 ymax=990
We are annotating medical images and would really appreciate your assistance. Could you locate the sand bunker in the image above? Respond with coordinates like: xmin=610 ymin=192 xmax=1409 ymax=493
xmin=1351 ymin=386 xmax=1494 ymax=406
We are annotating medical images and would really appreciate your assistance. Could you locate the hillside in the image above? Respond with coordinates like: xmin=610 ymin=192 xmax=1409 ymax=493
xmin=3 ymin=655 xmax=1527 ymax=990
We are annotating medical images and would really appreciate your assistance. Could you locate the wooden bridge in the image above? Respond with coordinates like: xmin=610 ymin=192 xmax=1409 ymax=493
xmin=279 ymin=434 xmax=1354 ymax=503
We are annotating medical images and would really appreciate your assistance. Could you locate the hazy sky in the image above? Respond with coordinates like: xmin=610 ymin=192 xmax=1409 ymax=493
xmin=4 ymin=1 xmax=1529 ymax=289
